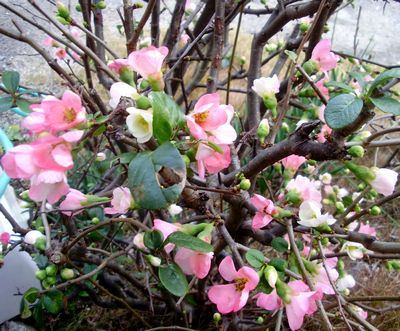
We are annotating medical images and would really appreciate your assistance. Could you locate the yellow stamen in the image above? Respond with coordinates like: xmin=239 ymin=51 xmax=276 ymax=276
xmin=194 ymin=111 xmax=209 ymax=123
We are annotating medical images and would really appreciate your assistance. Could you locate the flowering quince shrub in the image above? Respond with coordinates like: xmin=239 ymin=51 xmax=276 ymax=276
xmin=1 ymin=1 xmax=400 ymax=330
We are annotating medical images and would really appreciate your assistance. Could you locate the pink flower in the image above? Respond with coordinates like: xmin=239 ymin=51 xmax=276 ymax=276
xmin=195 ymin=141 xmax=231 ymax=179
xmin=180 ymin=33 xmax=190 ymax=44
xmin=71 ymin=52 xmax=81 ymax=61
xmin=256 ymin=280 xmax=318 ymax=331
xmin=70 ymin=27 xmax=81 ymax=39
xmin=359 ymin=222 xmax=377 ymax=237
xmin=0 ymin=232 xmax=11 ymax=245
xmin=286 ymin=175 xmax=322 ymax=202
xmin=59 ymin=189 xmax=87 ymax=216
xmin=1 ymin=144 xmax=37 ymax=179
xmin=317 ymin=124 xmax=332 ymax=143
xmin=43 ymin=36 xmax=56 ymax=47
xmin=208 ymin=256 xmax=259 ymax=314
xmin=127 ymin=45 xmax=168 ymax=81
xmin=316 ymin=78 xmax=330 ymax=99
xmin=281 ymin=155 xmax=306 ymax=171
xmin=370 ymin=167 xmax=398 ymax=197
xmin=175 ymin=247 xmax=214 ymax=279
xmin=22 ymin=91 xmax=86 ymax=133
xmin=311 ymin=39 xmax=338 ymax=72
xmin=312 ymin=264 xmax=339 ymax=296
xmin=186 ymin=93 xmax=237 ymax=144
xmin=29 ymin=170 xmax=69 ymax=204
xmin=108 ymin=59 xmax=130 ymax=74
xmin=104 ymin=187 xmax=132 ymax=215
xmin=152 ymin=219 xmax=182 ymax=253
xmin=55 ymin=48 xmax=67 ymax=60
xmin=250 ymin=194 xmax=277 ymax=230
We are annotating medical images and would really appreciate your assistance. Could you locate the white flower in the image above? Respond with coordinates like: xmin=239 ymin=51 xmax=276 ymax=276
xmin=109 ymin=82 xmax=139 ymax=109
xmin=341 ymin=241 xmax=366 ymax=260
xmin=370 ymin=167 xmax=398 ymax=196
xmin=298 ymin=200 xmax=336 ymax=228
xmin=168 ymin=204 xmax=183 ymax=216
xmin=251 ymin=75 xmax=280 ymax=98
xmin=319 ymin=173 xmax=332 ymax=185
xmin=24 ymin=230 xmax=45 ymax=245
xmin=126 ymin=107 xmax=153 ymax=143
xmin=336 ymin=274 xmax=356 ymax=291
xmin=96 ymin=152 xmax=106 ymax=161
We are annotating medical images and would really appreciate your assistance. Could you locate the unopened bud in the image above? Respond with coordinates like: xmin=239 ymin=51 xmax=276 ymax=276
xmin=257 ymin=119 xmax=270 ymax=145
xmin=213 ymin=312 xmax=221 ymax=323
xmin=265 ymin=43 xmax=278 ymax=53
xmin=344 ymin=161 xmax=375 ymax=183
xmin=264 ymin=265 xmax=278 ymax=288
xmin=300 ymin=22 xmax=309 ymax=33
xmin=336 ymin=201 xmax=345 ymax=214
xmin=60 ymin=268 xmax=75 ymax=280
xmin=146 ymin=255 xmax=161 ymax=267
xmin=96 ymin=152 xmax=106 ymax=161
xmin=302 ymin=59 xmax=319 ymax=75
xmin=286 ymin=189 xmax=301 ymax=205
xmin=240 ymin=179 xmax=251 ymax=191
xmin=95 ymin=1 xmax=107 ymax=9
xmin=35 ymin=270 xmax=47 ymax=281
xmin=91 ymin=217 xmax=100 ymax=225
xmin=352 ymin=131 xmax=371 ymax=142
xmin=348 ymin=145 xmax=365 ymax=158
xmin=45 ymin=264 xmax=58 ymax=277
xmin=239 ymin=56 xmax=246 ymax=66
xmin=369 ymin=206 xmax=381 ymax=216
xmin=35 ymin=237 xmax=47 ymax=251
xmin=75 ymin=4 xmax=82 ymax=11
xmin=276 ymin=279 xmax=291 ymax=304
xmin=135 ymin=95 xmax=152 ymax=109
xmin=257 ymin=316 xmax=264 ymax=324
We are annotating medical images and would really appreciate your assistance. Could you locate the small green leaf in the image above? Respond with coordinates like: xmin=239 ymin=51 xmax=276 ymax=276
xmin=93 ymin=124 xmax=106 ymax=137
xmin=20 ymin=298 xmax=32 ymax=319
xmin=245 ymin=249 xmax=265 ymax=268
xmin=42 ymin=289 xmax=64 ymax=314
xmin=370 ymin=97 xmax=400 ymax=115
xmin=271 ymin=237 xmax=289 ymax=253
xmin=2 ymin=71 xmax=20 ymax=94
xmin=144 ymin=230 xmax=164 ymax=250
xmin=165 ymin=231 xmax=213 ymax=253
xmin=295 ymin=240 xmax=304 ymax=252
xmin=158 ymin=263 xmax=188 ymax=296
xmin=369 ymin=68 xmax=400 ymax=94
xmin=128 ymin=142 xmax=186 ymax=209
xmin=0 ymin=96 xmax=13 ymax=112
xmin=16 ymin=98 xmax=32 ymax=113
xmin=284 ymin=50 xmax=297 ymax=61
xmin=118 ymin=152 xmax=137 ymax=164
xmin=94 ymin=115 xmax=109 ymax=124
xmin=33 ymin=255 xmax=49 ymax=269
xmin=206 ymin=141 xmax=224 ymax=154
xmin=324 ymin=94 xmax=363 ymax=129
xmin=324 ymin=81 xmax=354 ymax=93
xmin=24 ymin=287 xmax=39 ymax=304
xmin=268 ymin=258 xmax=288 ymax=272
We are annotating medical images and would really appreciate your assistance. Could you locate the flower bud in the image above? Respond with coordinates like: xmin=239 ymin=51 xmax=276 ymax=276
xmin=351 ymin=131 xmax=371 ymax=142
xmin=119 ymin=67 xmax=134 ymax=85
xmin=298 ymin=87 xmax=317 ymax=98
xmin=95 ymin=1 xmax=107 ymax=9
xmin=257 ymin=316 xmax=264 ymax=324
xmin=240 ymin=179 xmax=251 ymax=191
xmin=135 ymin=96 xmax=152 ymax=109
xmin=369 ymin=206 xmax=381 ymax=216
xmin=45 ymin=264 xmax=58 ymax=277
xmin=60 ymin=268 xmax=75 ymax=280
xmin=25 ymin=230 xmax=45 ymax=245
xmin=286 ymin=189 xmax=301 ymax=205
xmin=257 ymin=119 xmax=270 ymax=145
xmin=335 ymin=201 xmax=345 ymax=214
xmin=56 ymin=2 xmax=70 ymax=19
xmin=348 ymin=145 xmax=365 ymax=158
xmin=146 ymin=255 xmax=161 ymax=267
xmin=46 ymin=276 xmax=57 ymax=285
xmin=96 ymin=152 xmax=106 ymax=162
xmin=300 ymin=22 xmax=309 ymax=33
xmin=264 ymin=265 xmax=278 ymax=288
xmin=41 ymin=279 xmax=51 ymax=289
xmin=213 ymin=312 xmax=221 ymax=323
xmin=20 ymin=190 xmax=31 ymax=201
xmin=239 ymin=56 xmax=246 ymax=66
xmin=35 ymin=270 xmax=47 ymax=281
xmin=302 ymin=258 xmax=318 ymax=275
xmin=302 ymin=59 xmax=319 ymax=75
xmin=274 ymin=206 xmax=293 ymax=219
xmin=276 ymin=279 xmax=292 ymax=304
xmin=265 ymin=43 xmax=278 ymax=53
xmin=75 ymin=4 xmax=82 ymax=11
xmin=344 ymin=161 xmax=375 ymax=183
xmin=91 ymin=217 xmax=100 ymax=225
xmin=263 ymin=96 xmax=278 ymax=117
xmin=168 ymin=204 xmax=183 ymax=216
xmin=35 ymin=237 xmax=47 ymax=251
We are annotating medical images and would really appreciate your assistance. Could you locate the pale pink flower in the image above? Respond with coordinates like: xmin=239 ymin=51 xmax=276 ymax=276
xmin=180 ymin=33 xmax=190 ymax=44
xmin=55 ymin=48 xmax=67 ymax=60
xmin=0 ymin=232 xmax=11 ymax=245
xmin=286 ymin=175 xmax=322 ymax=202
xmin=316 ymin=78 xmax=330 ymax=99
xmin=312 ymin=264 xmax=339 ymax=296
xmin=359 ymin=223 xmax=377 ymax=237
xmin=43 ymin=36 xmax=56 ymax=47
xmin=70 ymin=26 xmax=81 ymax=39
xmin=175 ymin=247 xmax=214 ymax=279
xmin=29 ymin=169 xmax=69 ymax=204
xmin=250 ymin=194 xmax=277 ymax=230
xmin=152 ymin=219 xmax=182 ymax=253
xmin=208 ymin=256 xmax=259 ymax=314
xmin=133 ymin=233 xmax=145 ymax=249
xmin=186 ymin=93 xmax=237 ymax=144
xmin=71 ymin=52 xmax=81 ymax=61
xmin=256 ymin=280 xmax=318 ymax=331
xmin=108 ymin=59 xmax=130 ymax=74
xmin=311 ymin=39 xmax=338 ymax=72
xmin=127 ymin=45 xmax=168 ymax=81
xmin=104 ymin=187 xmax=132 ymax=214
xmin=317 ymin=124 xmax=332 ymax=143
xmin=22 ymin=91 xmax=86 ymax=133
xmin=1 ymin=144 xmax=37 ymax=179
xmin=195 ymin=141 xmax=231 ymax=179
xmin=59 ymin=189 xmax=87 ymax=216
xmin=281 ymin=155 xmax=306 ymax=171
xmin=369 ymin=167 xmax=398 ymax=196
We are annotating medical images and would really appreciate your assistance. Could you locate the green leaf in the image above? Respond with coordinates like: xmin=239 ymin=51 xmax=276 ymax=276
xmin=271 ymin=237 xmax=289 ymax=253
xmin=324 ymin=81 xmax=354 ymax=93
xmin=295 ymin=239 xmax=304 ymax=252
xmin=324 ymin=94 xmax=363 ymax=129
xmin=24 ymin=287 xmax=39 ymax=304
xmin=2 ymin=71 xmax=20 ymax=94
xmin=118 ymin=152 xmax=137 ymax=164
xmin=158 ymin=263 xmax=188 ymax=296
xmin=165 ymin=231 xmax=213 ymax=253
xmin=16 ymin=98 xmax=32 ymax=113
xmin=33 ymin=255 xmax=49 ymax=269
xmin=128 ymin=142 xmax=186 ymax=209
xmin=370 ymin=97 xmax=400 ymax=115
xmin=144 ymin=230 xmax=164 ymax=250
xmin=150 ymin=91 xmax=185 ymax=128
xmin=20 ymin=298 xmax=32 ymax=319
xmin=268 ymin=258 xmax=288 ymax=272
xmin=94 ymin=115 xmax=109 ymax=124
xmin=369 ymin=68 xmax=400 ymax=94
xmin=43 ymin=289 xmax=64 ymax=314
xmin=93 ymin=124 xmax=106 ymax=137
xmin=245 ymin=249 xmax=265 ymax=268
xmin=0 ymin=96 xmax=13 ymax=112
